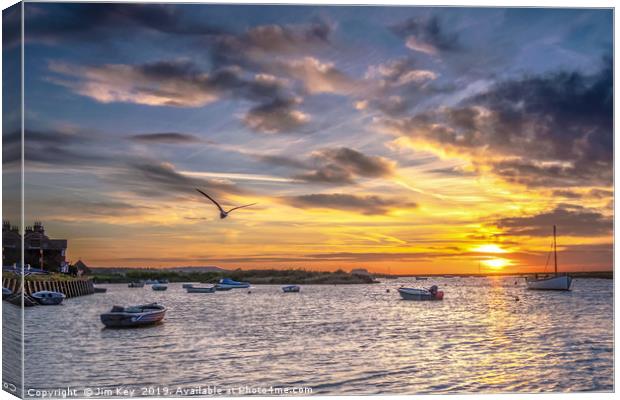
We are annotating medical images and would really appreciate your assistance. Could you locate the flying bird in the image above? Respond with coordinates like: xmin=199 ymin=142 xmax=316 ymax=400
xmin=195 ymin=188 xmax=256 ymax=219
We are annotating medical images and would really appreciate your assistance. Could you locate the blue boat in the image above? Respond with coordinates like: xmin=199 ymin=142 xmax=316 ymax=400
xmin=215 ymin=278 xmax=250 ymax=289
xmin=282 ymin=285 xmax=300 ymax=293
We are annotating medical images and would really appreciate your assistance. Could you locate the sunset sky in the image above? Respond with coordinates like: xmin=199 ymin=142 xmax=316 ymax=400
xmin=3 ymin=4 xmax=613 ymax=274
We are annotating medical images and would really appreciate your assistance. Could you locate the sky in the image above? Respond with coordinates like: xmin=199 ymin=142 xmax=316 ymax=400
xmin=2 ymin=3 xmax=613 ymax=274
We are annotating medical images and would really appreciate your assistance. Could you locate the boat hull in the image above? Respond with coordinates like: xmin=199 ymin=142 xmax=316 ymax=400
xmin=128 ymin=282 xmax=145 ymax=288
xmin=32 ymin=291 xmax=65 ymax=305
xmin=526 ymin=275 xmax=572 ymax=290
xmin=215 ymin=283 xmax=250 ymax=289
xmin=94 ymin=287 xmax=107 ymax=293
xmin=186 ymin=287 xmax=216 ymax=293
xmin=152 ymin=285 xmax=167 ymax=291
xmin=398 ymin=287 xmax=443 ymax=301
xmin=282 ymin=285 xmax=300 ymax=293
xmin=100 ymin=305 xmax=166 ymax=328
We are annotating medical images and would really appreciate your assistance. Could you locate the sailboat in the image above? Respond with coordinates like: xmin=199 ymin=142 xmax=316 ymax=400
xmin=526 ymin=225 xmax=572 ymax=291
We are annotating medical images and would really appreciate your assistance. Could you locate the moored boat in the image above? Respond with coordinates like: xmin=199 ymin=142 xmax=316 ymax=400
xmin=186 ymin=286 xmax=216 ymax=293
xmin=100 ymin=303 xmax=166 ymax=328
xmin=94 ymin=287 xmax=107 ymax=293
xmin=152 ymin=284 xmax=168 ymax=291
xmin=182 ymin=283 xmax=194 ymax=289
xmin=31 ymin=291 xmax=66 ymax=305
xmin=216 ymin=278 xmax=250 ymax=289
xmin=526 ymin=226 xmax=572 ymax=291
xmin=128 ymin=282 xmax=145 ymax=288
xmin=282 ymin=285 xmax=300 ymax=293
xmin=398 ymin=285 xmax=444 ymax=301
xmin=144 ymin=279 xmax=158 ymax=285
xmin=415 ymin=277 xmax=428 ymax=281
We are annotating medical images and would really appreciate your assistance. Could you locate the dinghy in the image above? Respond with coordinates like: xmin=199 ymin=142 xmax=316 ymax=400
xmin=128 ymin=282 xmax=145 ymax=288
xmin=152 ymin=284 xmax=167 ymax=291
xmin=100 ymin=303 xmax=166 ymax=328
xmin=31 ymin=291 xmax=65 ymax=305
xmin=182 ymin=283 xmax=194 ymax=289
xmin=398 ymin=285 xmax=444 ymax=301
xmin=282 ymin=285 xmax=300 ymax=293
xmin=526 ymin=226 xmax=572 ymax=291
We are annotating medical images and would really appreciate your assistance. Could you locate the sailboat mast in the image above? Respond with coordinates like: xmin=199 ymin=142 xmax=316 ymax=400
xmin=553 ymin=225 xmax=558 ymax=275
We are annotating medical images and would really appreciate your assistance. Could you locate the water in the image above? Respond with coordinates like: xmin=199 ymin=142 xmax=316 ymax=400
xmin=4 ymin=277 xmax=614 ymax=396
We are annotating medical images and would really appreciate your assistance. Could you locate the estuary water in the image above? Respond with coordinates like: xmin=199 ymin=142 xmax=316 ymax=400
xmin=4 ymin=276 xmax=614 ymax=396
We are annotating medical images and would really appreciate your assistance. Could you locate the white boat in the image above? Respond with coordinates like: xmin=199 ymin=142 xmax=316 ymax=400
xmin=31 ymin=291 xmax=65 ymax=305
xmin=526 ymin=225 xmax=572 ymax=291
xmin=398 ymin=285 xmax=444 ymax=301
xmin=282 ymin=285 xmax=300 ymax=293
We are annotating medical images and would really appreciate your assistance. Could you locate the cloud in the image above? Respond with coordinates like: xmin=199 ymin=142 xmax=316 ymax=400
xmin=275 ymin=57 xmax=358 ymax=95
xmin=294 ymin=147 xmax=395 ymax=184
xmin=48 ymin=59 xmax=310 ymax=133
xmin=496 ymin=205 xmax=612 ymax=237
xmin=284 ymin=193 xmax=416 ymax=215
xmin=210 ymin=19 xmax=333 ymax=68
xmin=130 ymin=132 xmax=203 ymax=144
xmin=391 ymin=16 xmax=460 ymax=56
xmin=381 ymin=61 xmax=612 ymax=187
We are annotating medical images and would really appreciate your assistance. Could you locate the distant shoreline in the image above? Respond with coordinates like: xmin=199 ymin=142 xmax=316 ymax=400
xmin=88 ymin=268 xmax=612 ymax=283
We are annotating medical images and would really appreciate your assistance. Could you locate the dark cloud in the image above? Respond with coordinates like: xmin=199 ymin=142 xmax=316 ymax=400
xmin=130 ymin=132 xmax=203 ymax=144
xmin=496 ymin=205 xmax=612 ymax=237
xmin=391 ymin=16 xmax=460 ymax=55
xmin=294 ymin=147 xmax=395 ymax=184
xmin=15 ymin=4 xmax=224 ymax=47
xmin=285 ymin=193 xmax=416 ymax=215
xmin=384 ymin=60 xmax=612 ymax=187
xmin=243 ymin=98 xmax=310 ymax=134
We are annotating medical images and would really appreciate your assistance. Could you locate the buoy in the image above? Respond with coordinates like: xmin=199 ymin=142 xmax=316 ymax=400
xmin=247 ymin=290 xmax=252 ymax=294
xmin=386 ymin=289 xmax=390 ymax=293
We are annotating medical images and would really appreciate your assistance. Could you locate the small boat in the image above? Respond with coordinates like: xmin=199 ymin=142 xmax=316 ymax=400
xmin=128 ymin=282 xmax=145 ymax=288
xmin=398 ymin=285 xmax=444 ymax=301
xmin=94 ymin=287 xmax=107 ymax=293
xmin=31 ymin=291 xmax=66 ymax=305
xmin=3 ymin=287 xmax=12 ymax=300
xmin=526 ymin=225 xmax=572 ymax=291
xmin=100 ymin=303 xmax=166 ymax=328
xmin=282 ymin=285 xmax=300 ymax=293
xmin=216 ymin=278 xmax=250 ymax=289
xmin=144 ymin=279 xmax=158 ymax=285
xmin=152 ymin=284 xmax=167 ymax=291
xmin=158 ymin=279 xmax=169 ymax=284
xmin=182 ymin=283 xmax=194 ymax=289
xmin=186 ymin=286 xmax=216 ymax=293
xmin=415 ymin=277 xmax=428 ymax=281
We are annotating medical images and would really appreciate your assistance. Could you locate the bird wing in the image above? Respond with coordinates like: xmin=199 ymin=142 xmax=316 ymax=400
xmin=227 ymin=203 xmax=257 ymax=213
xmin=195 ymin=189 xmax=225 ymax=213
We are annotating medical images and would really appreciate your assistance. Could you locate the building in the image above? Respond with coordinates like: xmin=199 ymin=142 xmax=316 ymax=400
xmin=2 ymin=221 xmax=68 ymax=271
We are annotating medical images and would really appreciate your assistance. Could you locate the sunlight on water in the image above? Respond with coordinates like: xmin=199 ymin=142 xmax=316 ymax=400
xmin=4 ymin=277 xmax=613 ymax=396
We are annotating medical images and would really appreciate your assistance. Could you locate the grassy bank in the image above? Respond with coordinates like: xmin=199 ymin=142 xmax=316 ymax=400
xmin=91 ymin=268 xmax=377 ymax=285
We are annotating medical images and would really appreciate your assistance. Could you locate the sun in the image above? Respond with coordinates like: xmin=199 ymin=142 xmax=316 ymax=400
xmin=472 ymin=244 xmax=508 ymax=254
xmin=482 ymin=258 xmax=511 ymax=269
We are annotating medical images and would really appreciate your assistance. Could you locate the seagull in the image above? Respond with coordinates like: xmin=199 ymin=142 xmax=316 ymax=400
xmin=195 ymin=189 xmax=256 ymax=219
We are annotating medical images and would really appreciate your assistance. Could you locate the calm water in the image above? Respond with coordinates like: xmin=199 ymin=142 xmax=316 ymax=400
xmin=4 ymin=277 xmax=614 ymax=396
